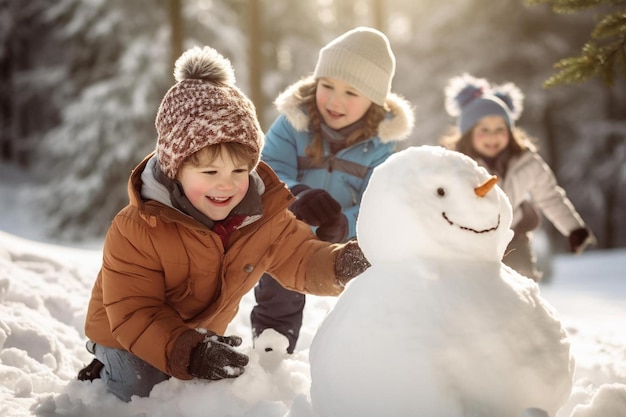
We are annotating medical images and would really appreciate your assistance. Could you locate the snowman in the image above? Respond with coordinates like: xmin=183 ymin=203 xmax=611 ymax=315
xmin=309 ymin=146 xmax=574 ymax=417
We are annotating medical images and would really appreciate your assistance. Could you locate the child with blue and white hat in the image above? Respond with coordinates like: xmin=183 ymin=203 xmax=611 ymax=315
xmin=441 ymin=73 xmax=594 ymax=280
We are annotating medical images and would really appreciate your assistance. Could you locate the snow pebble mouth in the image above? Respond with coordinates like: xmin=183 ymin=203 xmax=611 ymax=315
xmin=441 ymin=212 xmax=500 ymax=234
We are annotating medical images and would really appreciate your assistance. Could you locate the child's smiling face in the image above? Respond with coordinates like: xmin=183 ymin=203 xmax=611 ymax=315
xmin=471 ymin=115 xmax=510 ymax=158
xmin=315 ymin=77 xmax=372 ymax=130
xmin=177 ymin=148 xmax=250 ymax=221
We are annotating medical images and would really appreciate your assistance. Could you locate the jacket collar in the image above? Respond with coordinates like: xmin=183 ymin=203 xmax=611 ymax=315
xmin=273 ymin=77 xmax=415 ymax=144
xmin=131 ymin=153 xmax=264 ymax=229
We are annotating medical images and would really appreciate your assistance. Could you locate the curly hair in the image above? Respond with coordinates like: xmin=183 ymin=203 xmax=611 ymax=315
xmin=294 ymin=78 xmax=387 ymax=163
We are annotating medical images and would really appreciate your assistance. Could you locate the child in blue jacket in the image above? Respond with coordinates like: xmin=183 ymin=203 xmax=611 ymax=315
xmin=250 ymin=27 xmax=415 ymax=353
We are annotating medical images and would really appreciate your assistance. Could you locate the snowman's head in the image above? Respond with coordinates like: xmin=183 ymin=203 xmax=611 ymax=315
xmin=356 ymin=145 xmax=513 ymax=264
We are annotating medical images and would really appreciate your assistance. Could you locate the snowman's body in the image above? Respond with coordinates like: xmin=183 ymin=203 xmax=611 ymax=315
xmin=309 ymin=146 xmax=573 ymax=417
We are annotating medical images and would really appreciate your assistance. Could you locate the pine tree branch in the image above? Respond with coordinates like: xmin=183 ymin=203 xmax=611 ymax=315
xmin=527 ymin=0 xmax=625 ymax=14
xmin=527 ymin=0 xmax=626 ymax=87
xmin=544 ymin=40 xmax=626 ymax=87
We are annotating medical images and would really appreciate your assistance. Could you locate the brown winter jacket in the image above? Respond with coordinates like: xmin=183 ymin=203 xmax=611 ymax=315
xmin=85 ymin=153 xmax=350 ymax=380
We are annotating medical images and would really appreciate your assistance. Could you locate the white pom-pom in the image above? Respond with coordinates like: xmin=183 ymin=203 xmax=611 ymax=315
xmin=174 ymin=46 xmax=236 ymax=86
xmin=444 ymin=73 xmax=491 ymax=117
xmin=491 ymin=82 xmax=525 ymax=121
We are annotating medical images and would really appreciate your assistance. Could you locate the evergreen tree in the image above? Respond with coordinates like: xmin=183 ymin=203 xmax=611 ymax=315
xmin=522 ymin=1 xmax=626 ymax=247
xmin=0 ymin=0 xmax=66 ymax=166
xmin=258 ymin=1 xmax=326 ymax=127
xmin=33 ymin=0 xmax=170 ymax=241
xmin=32 ymin=0 xmax=246 ymax=241
xmin=527 ymin=0 xmax=626 ymax=87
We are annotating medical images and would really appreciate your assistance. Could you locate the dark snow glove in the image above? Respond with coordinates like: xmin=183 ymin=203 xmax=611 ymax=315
xmin=316 ymin=214 xmax=349 ymax=243
xmin=568 ymin=227 xmax=593 ymax=254
xmin=188 ymin=331 xmax=249 ymax=380
xmin=77 ymin=358 xmax=104 ymax=381
xmin=289 ymin=188 xmax=343 ymax=226
xmin=289 ymin=183 xmax=312 ymax=196
xmin=334 ymin=240 xmax=371 ymax=286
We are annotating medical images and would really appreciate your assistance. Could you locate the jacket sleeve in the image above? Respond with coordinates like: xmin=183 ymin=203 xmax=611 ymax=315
xmin=525 ymin=153 xmax=586 ymax=236
xmin=100 ymin=214 xmax=195 ymax=378
xmin=263 ymin=207 xmax=347 ymax=297
xmin=261 ymin=115 xmax=303 ymax=190
xmin=342 ymin=140 xmax=397 ymax=238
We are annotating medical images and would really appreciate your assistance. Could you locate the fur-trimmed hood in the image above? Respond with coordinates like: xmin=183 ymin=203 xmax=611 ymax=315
xmin=274 ymin=77 xmax=415 ymax=144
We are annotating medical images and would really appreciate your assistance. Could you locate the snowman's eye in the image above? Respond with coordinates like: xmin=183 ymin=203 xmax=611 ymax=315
xmin=437 ymin=187 xmax=446 ymax=197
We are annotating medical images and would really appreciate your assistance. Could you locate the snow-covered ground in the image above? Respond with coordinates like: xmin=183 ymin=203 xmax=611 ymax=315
xmin=0 ymin=158 xmax=625 ymax=416
xmin=1 ymin=231 xmax=625 ymax=417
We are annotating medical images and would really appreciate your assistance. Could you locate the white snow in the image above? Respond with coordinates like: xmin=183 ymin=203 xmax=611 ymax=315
xmin=0 ymin=148 xmax=625 ymax=416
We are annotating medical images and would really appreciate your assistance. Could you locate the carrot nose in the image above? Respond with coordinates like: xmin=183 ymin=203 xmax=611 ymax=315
xmin=475 ymin=175 xmax=499 ymax=197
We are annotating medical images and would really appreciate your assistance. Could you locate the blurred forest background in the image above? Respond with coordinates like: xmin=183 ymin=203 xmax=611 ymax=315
xmin=0 ymin=0 xmax=624 ymax=253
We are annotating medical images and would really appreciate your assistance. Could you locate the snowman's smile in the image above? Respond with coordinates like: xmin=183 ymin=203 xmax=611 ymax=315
xmin=441 ymin=212 xmax=500 ymax=234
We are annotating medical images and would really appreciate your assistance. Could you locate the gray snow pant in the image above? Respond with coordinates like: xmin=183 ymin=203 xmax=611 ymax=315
xmin=503 ymin=232 xmax=542 ymax=281
xmin=250 ymin=273 xmax=305 ymax=353
xmin=89 ymin=340 xmax=170 ymax=402
xmin=503 ymin=201 xmax=543 ymax=281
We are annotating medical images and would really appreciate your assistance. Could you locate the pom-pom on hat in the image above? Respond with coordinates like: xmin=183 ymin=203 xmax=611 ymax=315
xmin=445 ymin=73 xmax=524 ymax=135
xmin=155 ymin=46 xmax=264 ymax=179
xmin=313 ymin=26 xmax=395 ymax=106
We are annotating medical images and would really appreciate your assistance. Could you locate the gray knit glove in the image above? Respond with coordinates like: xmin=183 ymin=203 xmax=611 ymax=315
xmin=334 ymin=240 xmax=371 ymax=286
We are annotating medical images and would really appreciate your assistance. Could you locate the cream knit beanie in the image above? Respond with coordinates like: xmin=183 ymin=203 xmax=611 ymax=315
xmin=313 ymin=27 xmax=395 ymax=106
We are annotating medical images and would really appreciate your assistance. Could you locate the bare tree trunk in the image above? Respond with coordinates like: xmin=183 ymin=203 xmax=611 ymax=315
xmin=0 ymin=38 xmax=13 ymax=161
xmin=541 ymin=101 xmax=565 ymax=249
xmin=0 ymin=0 xmax=18 ymax=163
xmin=168 ymin=0 xmax=184 ymax=82
xmin=602 ymin=81 xmax=626 ymax=249
xmin=247 ymin=0 xmax=264 ymax=128
xmin=371 ymin=0 xmax=387 ymax=32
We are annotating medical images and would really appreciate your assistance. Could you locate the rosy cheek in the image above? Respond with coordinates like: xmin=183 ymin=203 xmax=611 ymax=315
xmin=316 ymin=91 xmax=326 ymax=108
xmin=238 ymin=181 xmax=250 ymax=195
xmin=184 ymin=184 xmax=208 ymax=202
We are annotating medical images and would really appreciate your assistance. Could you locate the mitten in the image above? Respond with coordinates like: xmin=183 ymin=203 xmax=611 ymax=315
xmin=316 ymin=214 xmax=349 ymax=243
xmin=568 ymin=227 xmax=593 ymax=254
xmin=289 ymin=188 xmax=342 ymax=226
xmin=77 ymin=358 xmax=104 ymax=381
xmin=334 ymin=240 xmax=371 ymax=286
xmin=188 ymin=331 xmax=249 ymax=380
xmin=289 ymin=183 xmax=311 ymax=196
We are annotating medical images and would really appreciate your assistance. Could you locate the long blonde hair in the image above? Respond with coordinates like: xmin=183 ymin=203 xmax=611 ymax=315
xmin=295 ymin=77 xmax=387 ymax=162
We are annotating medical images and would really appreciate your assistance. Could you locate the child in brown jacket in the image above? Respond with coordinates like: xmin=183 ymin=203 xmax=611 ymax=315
xmin=78 ymin=46 xmax=370 ymax=402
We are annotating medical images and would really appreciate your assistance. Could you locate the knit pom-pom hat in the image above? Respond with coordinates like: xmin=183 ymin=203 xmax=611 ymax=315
xmin=155 ymin=46 xmax=264 ymax=179
xmin=313 ymin=26 xmax=395 ymax=106
xmin=445 ymin=73 xmax=524 ymax=135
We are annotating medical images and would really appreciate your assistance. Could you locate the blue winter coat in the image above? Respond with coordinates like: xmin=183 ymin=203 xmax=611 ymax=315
xmin=262 ymin=79 xmax=415 ymax=239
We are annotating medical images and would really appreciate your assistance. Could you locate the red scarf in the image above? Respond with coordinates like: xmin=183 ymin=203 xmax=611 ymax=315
xmin=213 ymin=215 xmax=246 ymax=249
